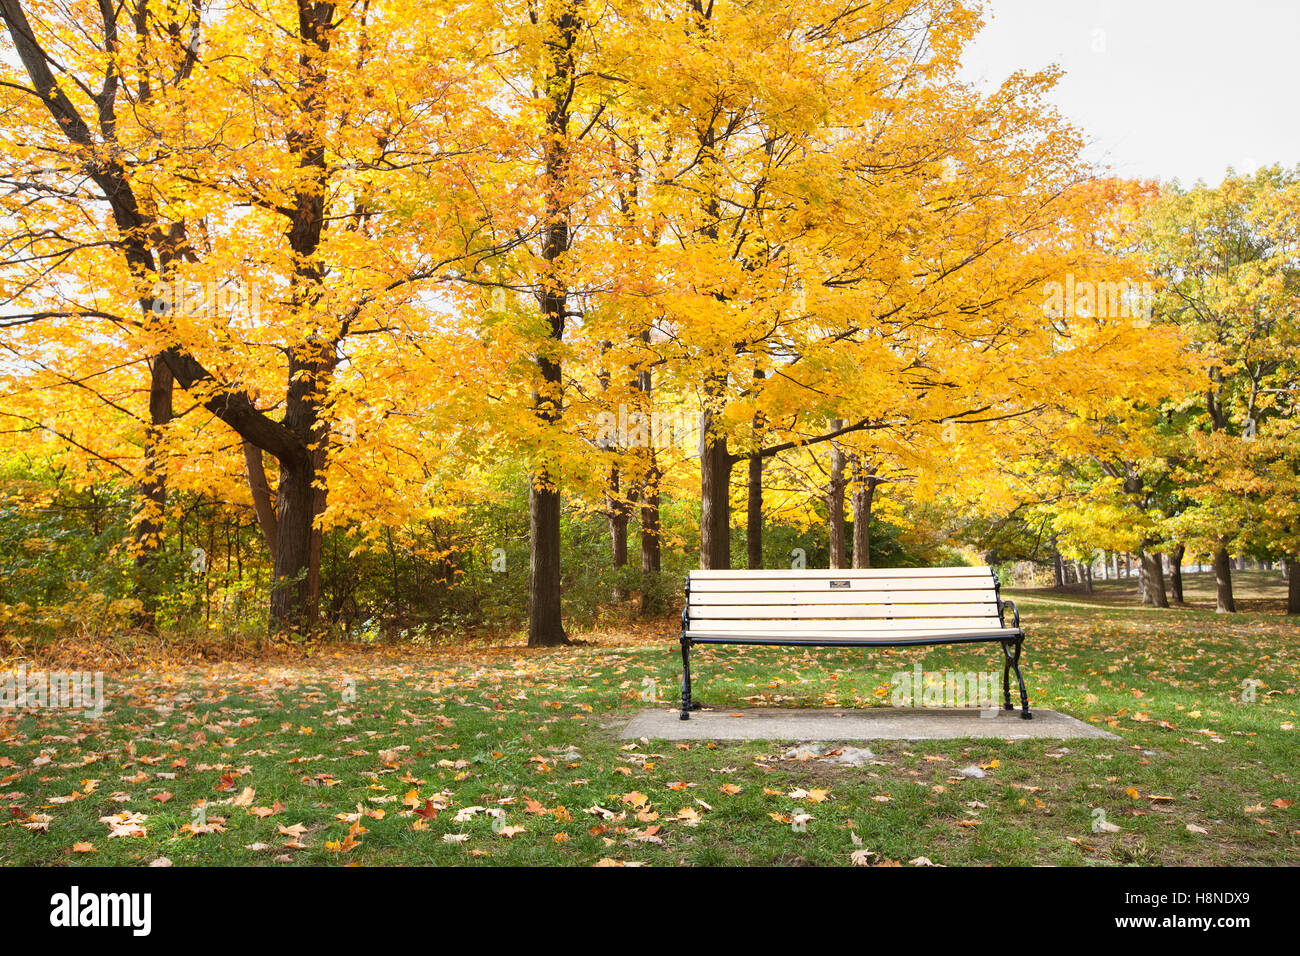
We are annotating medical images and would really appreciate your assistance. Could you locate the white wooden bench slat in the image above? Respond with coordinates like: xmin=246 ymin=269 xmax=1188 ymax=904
xmin=686 ymin=633 xmax=1020 ymax=643
xmin=689 ymin=628 xmax=1017 ymax=640
xmin=678 ymin=565 xmax=1031 ymax=720
xmin=689 ymin=619 xmax=1007 ymax=634
xmin=689 ymin=566 xmax=994 ymax=579
xmin=688 ymin=589 xmax=998 ymax=605
xmin=689 ymin=577 xmax=997 ymax=592
xmin=689 ymin=604 xmax=1000 ymax=619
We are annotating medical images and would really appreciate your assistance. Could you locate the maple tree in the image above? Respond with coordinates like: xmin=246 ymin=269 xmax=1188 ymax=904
xmin=0 ymin=0 xmax=511 ymax=630
xmin=1142 ymin=166 xmax=1300 ymax=613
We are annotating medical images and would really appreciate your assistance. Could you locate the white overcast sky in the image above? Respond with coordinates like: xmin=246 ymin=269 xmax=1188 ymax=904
xmin=960 ymin=0 xmax=1300 ymax=186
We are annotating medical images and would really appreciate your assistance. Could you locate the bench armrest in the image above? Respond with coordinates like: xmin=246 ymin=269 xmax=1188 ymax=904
xmin=1000 ymin=598 xmax=1020 ymax=630
xmin=681 ymin=575 xmax=690 ymax=633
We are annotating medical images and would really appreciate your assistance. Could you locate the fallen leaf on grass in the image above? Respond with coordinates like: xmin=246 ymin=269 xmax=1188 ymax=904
xmin=180 ymin=817 xmax=227 ymax=836
xmin=326 ymin=820 xmax=365 ymax=853
xmin=672 ymin=807 xmax=703 ymax=826
xmin=278 ymin=822 xmax=309 ymax=849
xmin=99 ymin=811 xmax=147 ymax=838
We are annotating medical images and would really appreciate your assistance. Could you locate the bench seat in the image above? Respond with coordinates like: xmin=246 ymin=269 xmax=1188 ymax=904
xmin=686 ymin=629 xmax=1022 ymax=645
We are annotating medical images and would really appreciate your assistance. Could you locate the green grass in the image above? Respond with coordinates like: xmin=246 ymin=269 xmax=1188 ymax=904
xmin=1020 ymin=568 xmax=1292 ymax=613
xmin=2 ymin=595 xmax=1297 ymax=866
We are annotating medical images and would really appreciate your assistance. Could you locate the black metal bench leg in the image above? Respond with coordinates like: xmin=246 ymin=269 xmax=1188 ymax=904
xmin=1001 ymin=642 xmax=1013 ymax=711
xmin=1011 ymin=638 xmax=1032 ymax=719
xmin=680 ymin=635 xmax=693 ymax=720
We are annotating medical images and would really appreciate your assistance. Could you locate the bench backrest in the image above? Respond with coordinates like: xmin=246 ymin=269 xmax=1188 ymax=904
xmin=685 ymin=566 xmax=1005 ymax=638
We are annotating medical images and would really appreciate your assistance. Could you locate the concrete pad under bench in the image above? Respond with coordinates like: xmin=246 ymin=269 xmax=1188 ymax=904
xmin=620 ymin=707 xmax=1117 ymax=741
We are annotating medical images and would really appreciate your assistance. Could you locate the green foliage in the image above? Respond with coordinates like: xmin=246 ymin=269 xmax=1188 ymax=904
xmin=0 ymin=458 xmax=140 ymax=639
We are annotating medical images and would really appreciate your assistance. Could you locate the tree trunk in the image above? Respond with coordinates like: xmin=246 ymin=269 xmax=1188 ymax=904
xmin=525 ymin=390 xmax=567 ymax=646
xmin=1082 ymin=560 xmax=1093 ymax=594
xmin=1213 ymin=545 xmax=1236 ymax=613
xmin=826 ymin=421 xmax=847 ymax=567
xmin=526 ymin=332 xmax=567 ymax=645
xmin=636 ymin=343 xmax=661 ymax=616
xmin=638 ymin=455 xmax=661 ymax=617
xmin=308 ymin=441 xmax=327 ymax=620
xmin=1141 ymin=549 xmax=1169 ymax=607
xmin=607 ymin=465 xmax=629 ymax=600
xmin=1287 ymin=557 xmax=1300 ymax=615
xmin=268 ymin=465 xmax=316 ymax=634
xmin=528 ymin=470 xmax=567 ymax=645
xmin=525 ymin=0 xmax=579 ymax=647
xmin=244 ymin=442 xmax=279 ymax=555
xmin=746 ymin=452 xmax=763 ymax=569
xmin=269 ymin=458 xmax=315 ymax=629
xmin=269 ymin=333 xmax=335 ymax=634
xmin=1053 ymin=552 xmax=1064 ymax=587
xmin=851 ymin=463 xmax=875 ymax=569
xmin=137 ymin=356 xmax=174 ymax=558
xmin=134 ymin=355 xmax=174 ymax=619
xmin=745 ymin=366 xmax=765 ymax=570
xmin=639 ymin=480 xmax=661 ymax=577
xmin=246 ymin=424 xmax=329 ymax=627
xmin=700 ymin=404 xmax=733 ymax=570
xmin=1169 ymin=543 xmax=1185 ymax=603
xmin=827 ymin=421 xmax=845 ymax=569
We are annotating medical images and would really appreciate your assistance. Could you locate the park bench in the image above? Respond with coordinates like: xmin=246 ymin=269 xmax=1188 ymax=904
xmin=679 ymin=566 xmax=1030 ymax=720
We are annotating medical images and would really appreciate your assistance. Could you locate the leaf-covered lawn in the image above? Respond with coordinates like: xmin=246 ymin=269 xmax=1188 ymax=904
xmin=2 ymin=602 xmax=1297 ymax=866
